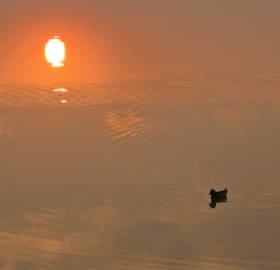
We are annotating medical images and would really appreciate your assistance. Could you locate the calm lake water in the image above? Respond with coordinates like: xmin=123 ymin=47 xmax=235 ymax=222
xmin=1 ymin=1 xmax=280 ymax=269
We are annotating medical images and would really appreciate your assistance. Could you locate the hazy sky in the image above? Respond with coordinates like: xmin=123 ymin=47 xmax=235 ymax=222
xmin=1 ymin=0 xmax=280 ymax=80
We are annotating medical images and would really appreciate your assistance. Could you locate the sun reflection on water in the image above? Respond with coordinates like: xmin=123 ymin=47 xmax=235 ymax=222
xmin=53 ymin=88 xmax=68 ymax=93
xmin=53 ymin=88 xmax=68 ymax=104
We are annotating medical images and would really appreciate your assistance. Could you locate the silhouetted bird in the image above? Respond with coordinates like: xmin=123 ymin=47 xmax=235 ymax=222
xmin=209 ymin=188 xmax=228 ymax=199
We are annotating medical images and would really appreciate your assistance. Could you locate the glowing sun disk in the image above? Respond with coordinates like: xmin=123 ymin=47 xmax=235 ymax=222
xmin=45 ymin=36 xmax=65 ymax=67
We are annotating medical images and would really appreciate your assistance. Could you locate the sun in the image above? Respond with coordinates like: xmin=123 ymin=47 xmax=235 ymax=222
xmin=45 ymin=36 xmax=65 ymax=67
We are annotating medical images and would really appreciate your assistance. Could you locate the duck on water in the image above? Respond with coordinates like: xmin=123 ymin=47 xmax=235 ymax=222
xmin=209 ymin=188 xmax=228 ymax=199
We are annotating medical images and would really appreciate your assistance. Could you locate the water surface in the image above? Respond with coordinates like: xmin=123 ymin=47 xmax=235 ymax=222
xmin=1 ymin=1 xmax=280 ymax=269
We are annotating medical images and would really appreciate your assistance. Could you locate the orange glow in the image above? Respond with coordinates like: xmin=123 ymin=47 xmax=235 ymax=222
xmin=45 ymin=36 xmax=65 ymax=67
xmin=53 ymin=88 xmax=68 ymax=92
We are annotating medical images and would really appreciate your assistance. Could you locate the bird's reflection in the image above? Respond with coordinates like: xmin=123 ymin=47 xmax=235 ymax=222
xmin=209 ymin=198 xmax=227 ymax=208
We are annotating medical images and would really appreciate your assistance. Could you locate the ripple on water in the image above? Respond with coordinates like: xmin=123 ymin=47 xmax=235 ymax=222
xmin=1 ymin=71 xmax=280 ymax=269
xmin=1 ymin=72 xmax=280 ymax=143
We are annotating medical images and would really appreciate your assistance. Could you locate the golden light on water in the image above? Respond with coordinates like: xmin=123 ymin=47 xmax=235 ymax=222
xmin=53 ymin=88 xmax=68 ymax=92
xmin=45 ymin=36 xmax=65 ymax=67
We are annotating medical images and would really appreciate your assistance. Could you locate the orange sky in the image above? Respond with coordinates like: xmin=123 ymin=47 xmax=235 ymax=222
xmin=1 ymin=0 xmax=280 ymax=82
